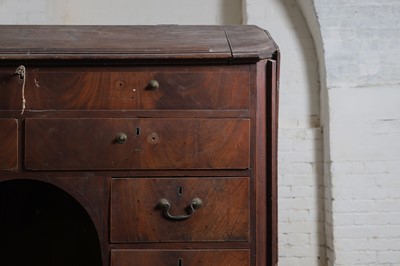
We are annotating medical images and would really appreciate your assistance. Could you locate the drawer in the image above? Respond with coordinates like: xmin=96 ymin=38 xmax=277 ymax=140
xmin=0 ymin=119 xmax=18 ymax=170
xmin=136 ymin=67 xmax=249 ymax=110
xmin=110 ymin=177 xmax=249 ymax=243
xmin=25 ymin=118 xmax=250 ymax=170
xmin=111 ymin=250 xmax=250 ymax=266
xmin=0 ymin=66 xmax=249 ymax=110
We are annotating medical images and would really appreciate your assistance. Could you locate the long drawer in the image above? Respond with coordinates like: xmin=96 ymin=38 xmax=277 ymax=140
xmin=0 ymin=119 xmax=18 ymax=170
xmin=0 ymin=66 xmax=249 ymax=111
xmin=25 ymin=118 xmax=250 ymax=170
xmin=110 ymin=177 xmax=250 ymax=243
xmin=111 ymin=250 xmax=250 ymax=266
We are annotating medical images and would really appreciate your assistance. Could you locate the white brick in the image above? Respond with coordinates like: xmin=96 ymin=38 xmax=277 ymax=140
xmin=332 ymin=175 xmax=376 ymax=188
xmin=292 ymin=163 xmax=314 ymax=175
xmin=378 ymin=251 xmax=400 ymax=264
xmin=277 ymin=257 xmax=299 ymax=266
xmin=332 ymin=213 xmax=354 ymax=226
xmin=281 ymin=175 xmax=323 ymax=186
xmin=290 ymin=185 xmax=311 ymax=197
xmin=286 ymin=233 xmax=310 ymax=246
xmin=287 ymin=210 xmax=310 ymax=222
xmin=332 ymin=200 xmax=375 ymax=213
xmin=375 ymin=200 xmax=400 ymax=212
xmin=334 ymin=251 xmax=377 ymax=265
xmin=375 ymin=175 xmax=400 ymax=187
xmin=280 ymin=221 xmax=324 ymax=234
xmin=278 ymin=186 xmax=292 ymax=198
xmin=283 ymin=245 xmax=321 ymax=258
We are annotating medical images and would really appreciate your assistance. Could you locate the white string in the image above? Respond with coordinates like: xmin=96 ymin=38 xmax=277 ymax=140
xmin=14 ymin=65 xmax=26 ymax=115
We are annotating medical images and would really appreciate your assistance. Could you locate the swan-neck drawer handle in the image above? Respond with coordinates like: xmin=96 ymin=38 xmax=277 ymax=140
xmin=158 ymin=197 xmax=203 ymax=221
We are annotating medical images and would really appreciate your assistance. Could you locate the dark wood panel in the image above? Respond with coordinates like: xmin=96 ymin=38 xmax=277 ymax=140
xmin=0 ymin=26 xmax=230 ymax=58
xmin=136 ymin=119 xmax=250 ymax=169
xmin=0 ymin=25 xmax=277 ymax=61
xmin=224 ymin=26 xmax=279 ymax=60
xmin=0 ymin=69 xmax=23 ymax=110
xmin=110 ymin=177 xmax=249 ymax=243
xmin=137 ymin=68 xmax=249 ymax=110
xmin=0 ymin=66 xmax=249 ymax=111
xmin=266 ymin=60 xmax=279 ymax=266
xmin=0 ymin=119 xmax=18 ymax=170
xmin=111 ymin=249 xmax=250 ymax=266
xmin=24 ymin=118 xmax=136 ymax=170
xmin=25 ymin=118 xmax=250 ymax=170
xmin=26 ymin=70 xmax=137 ymax=110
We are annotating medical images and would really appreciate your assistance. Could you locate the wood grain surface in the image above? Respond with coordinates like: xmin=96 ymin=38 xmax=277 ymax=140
xmin=110 ymin=177 xmax=249 ymax=243
xmin=0 ymin=25 xmax=277 ymax=61
xmin=24 ymin=118 xmax=250 ymax=170
xmin=0 ymin=65 xmax=249 ymax=111
xmin=0 ymin=119 xmax=18 ymax=170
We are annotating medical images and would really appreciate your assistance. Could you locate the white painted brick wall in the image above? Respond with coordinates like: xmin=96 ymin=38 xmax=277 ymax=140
xmin=313 ymin=0 xmax=400 ymax=265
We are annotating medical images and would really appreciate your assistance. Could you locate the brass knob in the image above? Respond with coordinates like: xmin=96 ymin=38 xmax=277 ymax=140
xmin=148 ymin=80 xmax=159 ymax=90
xmin=115 ymin=132 xmax=128 ymax=144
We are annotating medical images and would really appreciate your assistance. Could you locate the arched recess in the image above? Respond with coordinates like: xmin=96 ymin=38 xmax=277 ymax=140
xmin=295 ymin=1 xmax=333 ymax=264
xmin=244 ymin=0 xmax=331 ymax=264
xmin=0 ymin=179 xmax=103 ymax=266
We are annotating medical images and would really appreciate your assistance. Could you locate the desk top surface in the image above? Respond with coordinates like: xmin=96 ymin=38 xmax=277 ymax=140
xmin=0 ymin=25 xmax=278 ymax=62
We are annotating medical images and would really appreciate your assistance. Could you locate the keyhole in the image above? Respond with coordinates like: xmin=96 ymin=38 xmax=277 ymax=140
xmin=177 ymin=186 xmax=183 ymax=196
xmin=136 ymin=127 xmax=141 ymax=136
xmin=178 ymin=258 xmax=183 ymax=266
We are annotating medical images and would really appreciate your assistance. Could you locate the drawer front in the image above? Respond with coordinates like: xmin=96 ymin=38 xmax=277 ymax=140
xmin=110 ymin=177 xmax=250 ymax=243
xmin=136 ymin=67 xmax=249 ymax=110
xmin=111 ymin=250 xmax=250 ymax=266
xmin=25 ymin=118 xmax=250 ymax=170
xmin=0 ymin=66 xmax=249 ymax=110
xmin=0 ymin=70 xmax=21 ymax=110
xmin=0 ymin=119 xmax=18 ymax=170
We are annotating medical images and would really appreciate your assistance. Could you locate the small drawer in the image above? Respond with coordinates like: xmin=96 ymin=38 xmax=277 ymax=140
xmin=25 ymin=118 xmax=250 ymax=170
xmin=0 ymin=66 xmax=249 ymax=111
xmin=111 ymin=249 xmax=250 ymax=266
xmin=136 ymin=66 xmax=249 ymax=110
xmin=0 ymin=69 xmax=24 ymax=110
xmin=110 ymin=177 xmax=250 ymax=243
xmin=0 ymin=119 xmax=18 ymax=170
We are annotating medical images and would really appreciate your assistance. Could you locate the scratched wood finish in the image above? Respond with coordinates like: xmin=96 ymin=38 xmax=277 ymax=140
xmin=0 ymin=119 xmax=18 ymax=170
xmin=0 ymin=25 xmax=277 ymax=61
xmin=0 ymin=69 xmax=22 ymax=110
xmin=224 ymin=26 xmax=279 ymax=60
xmin=24 ymin=118 xmax=250 ymax=170
xmin=110 ymin=177 xmax=249 ymax=243
xmin=136 ymin=67 xmax=249 ymax=110
xmin=0 ymin=66 xmax=249 ymax=111
xmin=111 ymin=249 xmax=250 ymax=266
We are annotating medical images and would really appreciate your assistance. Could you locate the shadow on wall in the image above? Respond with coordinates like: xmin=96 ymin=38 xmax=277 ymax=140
xmin=250 ymin=0 xmax=326 ymax=264
xmin=276 ymin=0 xmax=326 ymax=263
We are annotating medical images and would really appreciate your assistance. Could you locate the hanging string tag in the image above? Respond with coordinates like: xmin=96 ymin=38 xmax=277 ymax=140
xmin=14 ymin=65 xmax=26 ymax=115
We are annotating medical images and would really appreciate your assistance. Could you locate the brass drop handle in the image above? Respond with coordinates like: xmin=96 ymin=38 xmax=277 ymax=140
xmin=115 ymin=132 xmax=128 ymax=144
xmin=158 ymin=198 xmax=203 ymax=221
xmin=148 ymin=79 xmax=159 ymax=90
